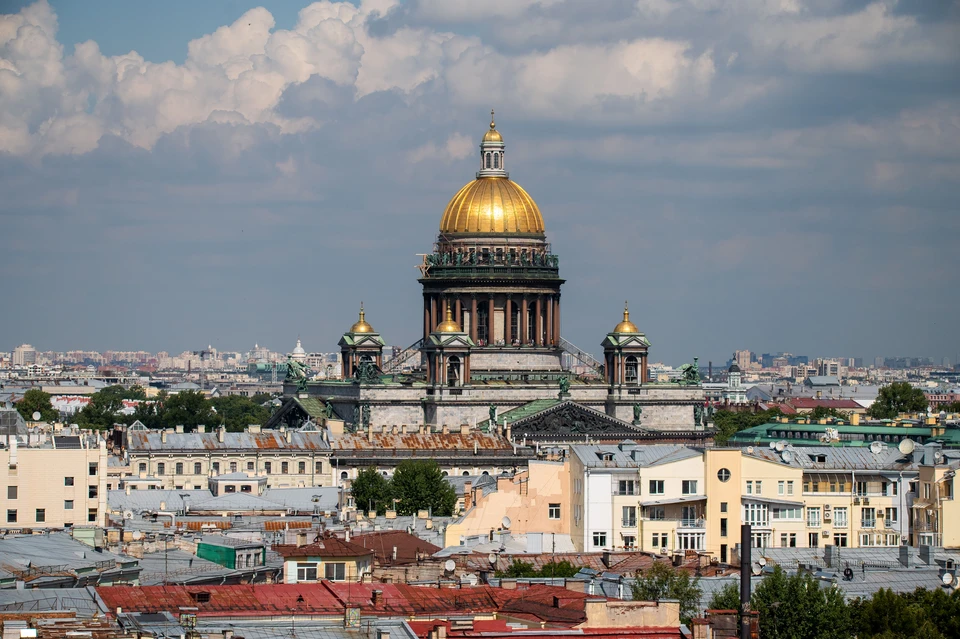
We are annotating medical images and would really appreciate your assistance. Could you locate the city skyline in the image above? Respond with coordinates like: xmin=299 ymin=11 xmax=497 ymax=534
xmin=2 ymin=0 xmax=958 ymax=366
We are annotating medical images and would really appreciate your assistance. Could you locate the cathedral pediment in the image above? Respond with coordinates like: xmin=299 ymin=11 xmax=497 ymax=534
xmin=508 ymin=400 xmax=643 ymax=439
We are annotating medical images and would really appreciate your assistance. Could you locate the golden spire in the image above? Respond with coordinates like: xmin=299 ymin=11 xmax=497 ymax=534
xmin=482 ymin=108 xmax=502 ymax=143
xmin=436 ymin=306 xmax=462 ymax=333
xmin=350 ymin=302 xmax=374 ymax=333
xmin=614 ymin=300 xmax=639 ymax=333
xmin=490 ymin=109 xmax=496 ymax=130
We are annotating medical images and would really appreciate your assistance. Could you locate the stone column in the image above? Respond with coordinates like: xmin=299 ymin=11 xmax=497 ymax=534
xmin=423 ymin=297 xmax=430 ymax=341
xmin=504 ymin=296 xmax=513 ymax=345
xmin=470 ymin=295 xmax=478 ymax=343
xmin=430 ymin=295 xmax=438 ymax=334
xmin=487 ymin=296 xmax=495 ymax=346
xmin=455 ymin=297 xmax=462 ymax=326
xmin=463 ymin=354 xmax=470 ymax=385
xmin=535 ymin=296 xmax=543 ymax=346
xmin=545 ymin=297 xmax=553 ymax=346
xmin=641 ymin=355 xmax=648 ymax=384
xmin=521 ymin=296 xmax=529 ymax=345
xmin=553 ymin=295 xmax=561 ymax=344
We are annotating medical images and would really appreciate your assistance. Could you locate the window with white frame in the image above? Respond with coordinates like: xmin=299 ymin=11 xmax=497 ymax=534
xmin=618 ymin=479 xmax=637 ymax=495
xmin=325 ymin=563 xmax=346 ymax=581
xmin=807 ymin=507 xmax=821 ymax=528
xmin=652 ymin=533 xmax=668 ymax=549
xmin=682 ymin=480 xmax=698 ymax=495
xmin=593 ymin=531 xmax=608 ymax=548
xmin=778 ymin=480 xmax=785 ymax=495
xmin=861 ymin=507 xmax=876 ymax=528
xmin=297 ymin=562 xmax=318 ymax=582
xmin=648 ymin=480 xmax=664 ymax=495
xmin=548 ymin=503 xmax=561 ymax=519
xmin=744 ymin=503 xmax=768 ymax=526
xmin=833 ymin=507 xmax=848 ymax=527
xmin=787 ymin=480 xmax=794 ymax=495
xmin=622 ymin=535 xmax=636 ymax=550
xmin=746 ymin=480 xmax=754 ymax=494
xmin=772 ymin=507 xmax=802 ymax=520
xmin=622 ymin=506 xmax=637 ymax=527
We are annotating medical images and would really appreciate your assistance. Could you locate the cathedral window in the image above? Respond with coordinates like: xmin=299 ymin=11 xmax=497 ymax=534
xmin=625 ymin=356 xmax=639 ymax=384
xmin=493 ymin=153 xmax=499 ymax=169
xmin=447 ymin=356 xmax=461 ymax=387
xmin=485 ymin=153 xmax=491 ymax=168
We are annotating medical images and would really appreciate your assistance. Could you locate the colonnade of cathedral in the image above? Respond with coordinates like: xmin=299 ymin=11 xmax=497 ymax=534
xmin=422 ymin=293 xmax=561 ymax=348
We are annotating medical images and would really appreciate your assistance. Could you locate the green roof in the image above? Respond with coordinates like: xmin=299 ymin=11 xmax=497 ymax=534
xmin=477 ymin=398 xmax=560 ymax=431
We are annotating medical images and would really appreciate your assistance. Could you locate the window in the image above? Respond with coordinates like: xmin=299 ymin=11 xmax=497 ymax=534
xmin=772 ymin=507 xmax=802 ymax=519
xmin=755 ymin=480 xmax=762 ymax=495
xmin=230 ymin=461 xmax=238 ymax=473
xmin=648 ymin=480 xmax=664 ymax=495
xmin=139 ymin=463 xmax=147 ymax=473
xmin=7 ymin=486 xmax=16 ymax=499
xmin=623 ymin=535 xmax=636 ymax=549
xmin=807 ymin=507 xmax=821 ymax=527
xmin=717 ymin=468 xmax=731 ymax=482
xmin=297 ymin=562 xmax=318 ymax=582
xmin=834 ymin=507 xmax=848 ymax=527
xmin=646 ymin=506 xmax=665 ymax=520
xmin=157 ymin=463 xmax=165 ymax=476
xmin=592 ymin=531 xmax=608 ymax=548
xmin=175 ymin=462 xmax=184 ymax=475
xmin=341 ymin=471 xmax=349 ymax=481
xmin=618 ymin=480 xmax=637 ymax=495
xmin=652 ymin=533 xmax=668 ymax=549
xmin=856 ymin=481 xmax=867 ymax=496
xmin=548 ymin=503 xmax=561 ymax=520
xmin=247 ymin=461 xmax=255 ymax=471
xmin=64 ymin=477 xmax=75 ymax=486
xmin=194 ymin=462 xmax=202 ymax=475
xmin=89 ymin=463 xmax=98 ymax=476
xmin=264 ymin=462 xmax=272 ymax=474
xmin=299 ymin=461 xmax=306 ymax=474
xmin=493 ymin=153 xmax=499 ymax=169
xmin=315 ymin=461 xmax=323 ymax=474
xmin=224 ymin=485 xmax=237 ymax=493
xmin=746 ymin=481 xmax=753 ymax=494
xmin=778 ymin=533 xmax=796 ymax=547
xmin=720 ymin=502 xmax=728 ymax=513
xmin=88 ymin=508 xmax=97 ymax=523
xmin=720 ymin=518 xmax=727 ymax=537
xmin=787 ymin=480 xmax=794 ymax=495
xmin=281 ymin=462 xmax=289 ymax=474
xmin=89 ymin=485 xmax=98 ymax=498
xmin=682 ymin=480 xmax=697 ymax=495
xmin=744 ymin=503 xmax=769 ymax=527
xmin=212 ymin=462 xmax=220 ymax=475
xmin=35 ymin=508 xmax=45 ymax=523
xmin=241 ymin=485 xmax=252 ymax=492
xmin=778 ymin=480 xmax=784 ymax=495
xmin=860 ymin=533 xmax=874 ymax=547
xmin=325 ymin=563 xmax=346 ymax=581
xmin=64 ymin=500 xmax=74 ymax=510
xmin=808 ymin=532 xmax=820 ymax=547
xmin=885 ymin=507 xmax=898 ymax=523
xmin=6 ymin=510 xmax=16 ymax=523
xmin=834 ymin=533 xmax=848 ymax=547
xmin=861 ymin=507 xmax=876 ymax=529
xmin=751 ymin=532 xmax=770 ymax=549
xmin=622 ymin=506 xmax=637 ymax=527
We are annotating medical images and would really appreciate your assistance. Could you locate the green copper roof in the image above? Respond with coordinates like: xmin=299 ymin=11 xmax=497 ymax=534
xmin=477 ymin=398 xmax=560 ymax=431
xmin=293 ymin=396 xmax=328 ymax=419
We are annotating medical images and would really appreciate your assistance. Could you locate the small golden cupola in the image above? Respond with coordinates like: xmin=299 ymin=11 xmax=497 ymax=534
xmin=613 ymin=302 xmax=640 ymax=333
xmin=350 ymin=303 xmax=374 ymax=333
xmin=436 ymin=306 xmax=462 ymax=333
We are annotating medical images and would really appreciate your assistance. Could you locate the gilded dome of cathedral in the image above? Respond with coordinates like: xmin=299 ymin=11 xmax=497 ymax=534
xmin=613 ymin=303 xmax=640 ymax=334
xmin=349 ymin=305 xmax=375 ymax=333
xmin=439 ymin=111 xmax=545 ymax=235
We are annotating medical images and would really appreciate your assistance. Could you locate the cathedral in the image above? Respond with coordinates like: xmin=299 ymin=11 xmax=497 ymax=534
xmin=274 ymin=113 xmax=706 ymax=443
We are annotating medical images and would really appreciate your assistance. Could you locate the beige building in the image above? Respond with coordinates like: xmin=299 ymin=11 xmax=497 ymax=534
xmin=276 ymin=536 xmax=374 ymax=583
xmin=569 ymin=442 xmax=922 ymax=560
xmin=911 ymin=447 xmax=959 ymax=548
xmin=1 ymin=433 xmax=108 ymax=529
xmin=443 ymin=460 xmax=569 ymax=546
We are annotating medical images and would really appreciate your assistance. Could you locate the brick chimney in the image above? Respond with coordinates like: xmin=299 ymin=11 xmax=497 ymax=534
xmin=463 ymin=482 xmax=473 ymax=510
xmin=372 ymin=589 xmax=383 ymax=606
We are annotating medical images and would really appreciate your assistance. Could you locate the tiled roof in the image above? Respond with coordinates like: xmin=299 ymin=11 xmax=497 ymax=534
xmin=351 ymin=530 xmax=441 ymax=565
xmin=274 ymin=537 xmax=375 ymax=559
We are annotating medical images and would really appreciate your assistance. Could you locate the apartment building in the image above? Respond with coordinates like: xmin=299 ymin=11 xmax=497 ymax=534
xmin=568 ymin=442 xmax=924 ymax=559
xmin=1 ymin=433 xmax=108 ymax=529
xmin=911 ymin=445 xmax=959 ymax=547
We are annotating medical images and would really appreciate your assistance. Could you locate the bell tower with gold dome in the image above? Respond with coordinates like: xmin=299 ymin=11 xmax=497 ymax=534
xmin=419 ymin=112 xmax=565 ymax=379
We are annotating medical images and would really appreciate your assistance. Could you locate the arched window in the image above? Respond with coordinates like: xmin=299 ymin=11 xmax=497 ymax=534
xmin=462 ymin=471 xmax=470 ymax=476
xmin=493 ymin=153 xmax=499 ymax=169
xmin=485 ymin=153 xmax=491 ymax=168
xmin=447 ymin=356 xmax=461 ymax=387
xmin=625 ymin=356 xmax=639 ymax=384
xmin=340 ymin=471 xmax=349 ymax=480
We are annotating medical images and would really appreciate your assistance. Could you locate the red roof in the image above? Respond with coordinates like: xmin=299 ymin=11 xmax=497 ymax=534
xmin=97 ymin=584 xmax=345 ymax=617
xmin=275 ymin=537 xmax=375 ymax=559
xmin=408 ymin=620 xmax=683 ymax=639
xmin=352 ymin=530 xmax=441 ymax=565
xmin=786 ymin=398 xmax=861 ymax=410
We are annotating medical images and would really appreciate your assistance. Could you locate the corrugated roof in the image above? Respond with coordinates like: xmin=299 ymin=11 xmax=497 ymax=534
xmin=126 ymin=430 xmax=330 ymax=452
xmin=275 ymin=537 xmax=375 ymax=559
xmin=351 ymin=530 xmax=441 ymax=565
xmin=329 ymin=430 xmax=513 ymax=452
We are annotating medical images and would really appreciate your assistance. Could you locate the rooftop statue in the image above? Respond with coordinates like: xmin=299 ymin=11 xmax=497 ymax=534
xmin=354 ymin=360 xmax=382 ymax=384
xmin=678 ymin=357 xmax=702 ymax=385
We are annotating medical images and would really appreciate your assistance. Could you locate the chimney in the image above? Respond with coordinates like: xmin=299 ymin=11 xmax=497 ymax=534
xmin=442 ymin=425 xmax=449 ymax=435
xmin=823 ymin=545 xmax=835 ymax=568
xmin=919 ymin=545 xmax=933 ymax=565
xmin=367 ymin=423 xmax=374 ymax=442
xmin=161 ymin=430 xmax=168 ymax=444
xmin=500 ymin=578 xmax=517 ymax=590
xmin=197 ymin=425 xmax=205 ymax=433
xmin=175 ymin=425 xmax=184 ymax=434
xmin=851 ymin=413 xmax=860 ymax=425
xmin=159 ymin=501 xmax=167 ymax=511
xmin=460 ymin=424 xmax=470 ymax=435
xmin=345 ymin=528 xmax=351 ymax=542
xmin=463 ymin=482 xmax=473 ymax=510
xmin=296 ymin=532 xmax=307 ymax=547
xmin=285 ymin=429 xmax=293 ymax=443
xmin=899 ymin=545 xmax=911 ymax=568
xmin=378 ymin=631 xmax=390 ymax=639
xmin=182 ymin=495 xmax=191 ymax=513
xmin=505 ymin=423 xmax=511 ymax=441
xmin=740 ymin=524 xmax=752 ymax=639
xmin=601 ymin=551 xmax=612 ymax=568
xmin=392 ymin=546 xmax=398 ymax=562
xmin=372 ymin=590 xmax=383 ymax=606
xmin=125 ymin=484 xmax=131 ymax=495
xmin=217 ymin=426 xmax=225 ymax=443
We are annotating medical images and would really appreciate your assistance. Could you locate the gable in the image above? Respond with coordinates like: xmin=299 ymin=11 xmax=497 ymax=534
xmin=509 ymin=401 xmax=644 ymax=439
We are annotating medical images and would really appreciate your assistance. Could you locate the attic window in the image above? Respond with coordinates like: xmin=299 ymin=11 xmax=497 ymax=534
xmin=808 ymin=454 xmax=827 ymax=463
xmin=191 ymin=592 xmax=211 ymax=603
xmin=598 ymin=453 xmax=614 ymax=461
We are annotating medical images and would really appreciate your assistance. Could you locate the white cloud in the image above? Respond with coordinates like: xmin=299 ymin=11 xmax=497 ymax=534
xmin=408 ymin=132 xmax=474 ymax=163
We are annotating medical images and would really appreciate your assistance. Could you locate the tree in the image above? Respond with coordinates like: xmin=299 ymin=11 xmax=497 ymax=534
xmin=937 ymin=401 xmax=960 ymax=413
xmin=751 ymin=566 xmax=849 ymax=639
xmin=707 ymin=580 xmax=741 ymax=611
xmin=809 ymin=406 xmax=849 ymax=421
xmin=16 ymin=389 xmax=57 ymax=422
xmin=868 ymin=382 xmax=928 ymax=419
xmin=389 ymin=459 xmax=458 ymax=516
xmin=75 ymin=387 xmax=126 ymax=429
xmin=713 ymin=408 xmax=783 ymax=445
xmin=209 ymin=395 xmax=270 ymax=432
xmin=631 ymin=561 xmax=702 ymax=626
xmin=352 ymin=467 xmax=392 ymax=515
xmin=161 ymin=389 xmax=217 ymax=430
xmin=249 ymin=392 xmax=277 ymax=405
xmin=495 ymin=559 xmax=580 ymax=579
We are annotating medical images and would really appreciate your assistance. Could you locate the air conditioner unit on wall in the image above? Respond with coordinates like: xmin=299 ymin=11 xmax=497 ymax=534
xmin=863 ymin=498 xmax=870 ymax=505
xmin=822 ymin=530 xmax=830 ymax=538
xmin=853 ymin=497 xmax=860 ymax=505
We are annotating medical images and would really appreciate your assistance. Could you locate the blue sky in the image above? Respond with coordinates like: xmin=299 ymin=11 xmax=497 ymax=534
xmin=1 ymin=0 xmax=959 ymax=365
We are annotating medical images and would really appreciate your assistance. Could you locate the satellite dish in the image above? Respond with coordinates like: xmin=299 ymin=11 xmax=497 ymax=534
xmin=769 ymin=442 xmax=776 ymax=449
xmin=758 ymin=557 xmax=767 ymax=567
xmin=32 ymin=411 xmax=41 ymax=421
xmin=870 ymin=441 xmax=885 ymax=454
xmin=501 ymin=516 xmax=511 ymax=530
xmin=942 ymin=572 xmax=954 ymax=586
xmin=781 ymin=451 xmax=794 ymax=463
xmin=488 ymin=553 xmax=497 ymax=565
xmin=132 ymin=531 xmax=142 ymax=540
xmin=775 ymin=441 xmax=787 ymax=452
xmin=444 ymin=559 xmax=456 ymax=572
xmin=899 ymin=439 xmax=916 ymax=455
xmin=123 ymin=510 xmax=134 ymax=520
xmin=751 ymin=562 xmax=763 ymax=576
xmin=935 ymin=451 xmax=945 ymax=463
xmin=747 ymin=446 xmax=755 ymax=454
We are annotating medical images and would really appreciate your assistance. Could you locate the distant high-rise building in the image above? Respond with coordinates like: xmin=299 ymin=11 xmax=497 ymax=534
xmin=874 ymin=356 xmax=884 ymax=368
xmin=734 ymin=350 xmax=752 ymax=370
xmin=12 ymin=344 xmax=37 ymax=367
xmin=943 ymin=357 xmax=951 ymax=368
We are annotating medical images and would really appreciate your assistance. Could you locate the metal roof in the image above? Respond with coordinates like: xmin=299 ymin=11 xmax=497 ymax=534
xmin=570 ymin=444 xmax=701 ymax=469
xmin=126 ymin=429 xmax=331 ymax=452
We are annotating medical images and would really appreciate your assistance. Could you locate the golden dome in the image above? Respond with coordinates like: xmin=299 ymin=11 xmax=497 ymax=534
xmin=436 ymin=307 xmax=462 ymax=333
xmin=350 ymin=304 xmax=374 ymax=333
xmin=440 ymin=177 xmax=544 ymax=234
xmin=483 ymin=109 xmax=502 ymax=143
xmin=613 ymin=302 xmax=640 ymax=333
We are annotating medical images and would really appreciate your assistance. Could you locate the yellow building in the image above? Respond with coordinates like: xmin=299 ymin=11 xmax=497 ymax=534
xmin=911 ymin=447 xmax=958 ymax=548
xmin=276 ymin=535 xmax=374 ymax=583
xmin=1 ymin=433 xmax=108 ymax=529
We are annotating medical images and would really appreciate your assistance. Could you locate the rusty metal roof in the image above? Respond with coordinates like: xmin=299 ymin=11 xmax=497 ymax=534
xmin=275 ymin=538 xmax=375 ymax=559
xmin=126 ymin=430 xmax=331 ymax=452
xmin=352 ymin=530 xmax=441 ymax=565
xmin=329 ymin=430 xmax=513 ymax=452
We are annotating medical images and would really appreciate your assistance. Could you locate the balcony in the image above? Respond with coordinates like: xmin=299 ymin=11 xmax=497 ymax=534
xmin=860 ymin=519 xmax=877 ymax=529
xmin=622 ymin=519 xmax=637 ymax=528
xmin=679 ymin=518 xmax=706 ymax=529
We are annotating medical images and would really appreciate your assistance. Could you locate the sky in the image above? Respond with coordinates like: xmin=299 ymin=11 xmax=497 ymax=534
xmin=1 ymin=0 xmax=959 ymax=366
